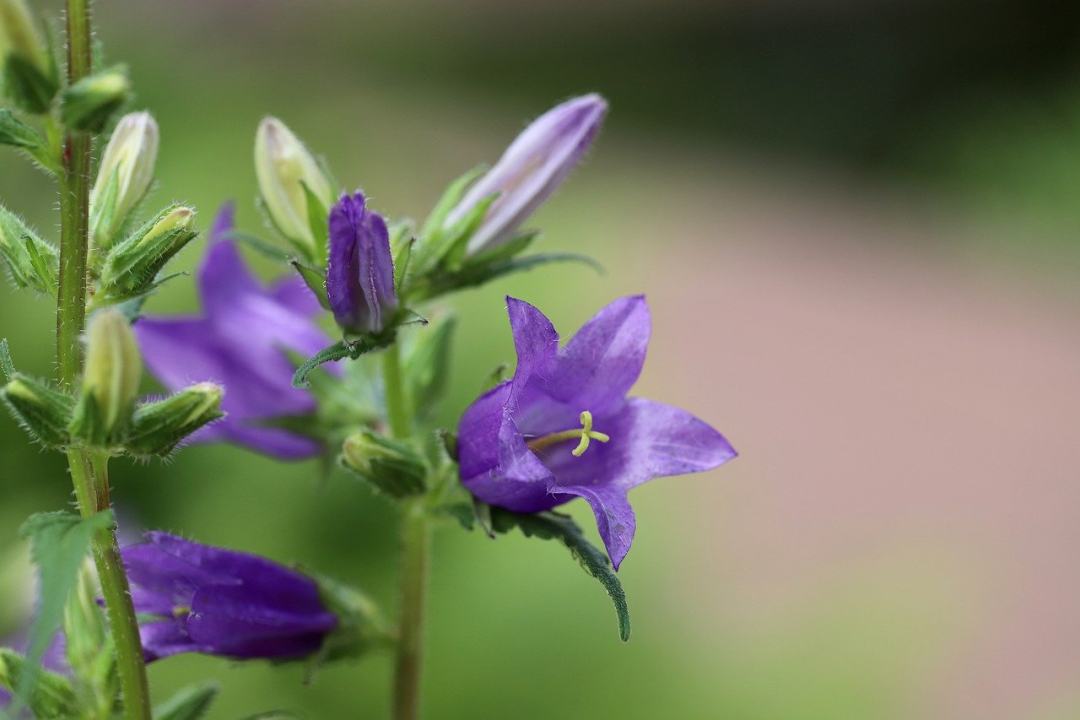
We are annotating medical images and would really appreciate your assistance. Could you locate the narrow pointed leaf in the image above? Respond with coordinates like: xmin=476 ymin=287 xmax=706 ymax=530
xmin=489 ymin=508 xmax=630 ymax=641
xmin=153 ymin=682 xmax=220 ymax=720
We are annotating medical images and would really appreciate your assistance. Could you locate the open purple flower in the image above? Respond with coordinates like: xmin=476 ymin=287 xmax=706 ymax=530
xmin=444 ymin=93 xmax=607 ymax=255
xmin=122 ymin=532 xmax=338 ymax=662
xmin=135 ymin=203 xmax=336 ymax=459
xmin=457 ymin=296 xmax=736 ymax=570
xmin=327 ymin=191 xmax=397 ymax=334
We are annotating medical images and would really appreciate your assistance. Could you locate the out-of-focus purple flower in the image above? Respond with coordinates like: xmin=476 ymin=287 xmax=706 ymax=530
xmin=326 ymin=191 xmax=397 ymax=334
xmin=123 ymin=532 xmax=337 ymax=663
xmin=457 ymin=296 xmax=736 ymax=570
xmin=444 ymin=94 xmax=607 ymax=256
xmin=135 ymin=203 xmax=337 ymax=459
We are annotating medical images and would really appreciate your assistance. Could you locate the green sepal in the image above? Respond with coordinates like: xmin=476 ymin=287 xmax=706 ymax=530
xmin=408 ymin=251 xmax=602 ymax=303
xmin=0 ymin=204 xmax=59 ymax=294
xmin=15 ymin=510 xmax=115 ymax=712
xmin=88 ymin=167 xmax=122 ymax=256
xmin=418 ymin=164 xmax=485 ymax=240
xmin=3 ymin=54 xmax=58 ymax=114
xmin=68 ymin=387 xmax=119 ymax=448
xmin=290 ymin=259 xmax=330 ymax=310
xmin=311 ymin=572 xmax=396 ymax=664
xmin=0 ymin=338 xmax=14 ymax=380
xmin=0 ymin=371 xmax=74 ymax=447
xmin=292 ymin=334 xmax=394 ymax=388
xmin=393 ymin=236 xmax=414 ymax=294
xmin=489 ymin=507 xmax=631 ymax=642
xmin=60 ymin=66 xmax=130 ymax=133
xmin=0 ymin=648 xmax=79 ymax=718
xmin=300 ymin=180 xmax=329 ymax=265
xmin=125 ymin=383 xmax=224 ymax=458
xmin=152 ymin=682 xmax=221 ymax=720
xmin=340 ymin=431 xmax=427 ymax=498
xmin=403 ymin=314 xmax=455 ymax=420
xmin=0 ymin=107 xmax=42 ymax=148
xmin=99 ymin=204 xmax=199 ymax=301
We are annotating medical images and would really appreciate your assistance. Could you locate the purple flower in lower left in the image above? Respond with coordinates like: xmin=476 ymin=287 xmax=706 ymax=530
xmin=122 ymin=532 xmax=338 ymax=663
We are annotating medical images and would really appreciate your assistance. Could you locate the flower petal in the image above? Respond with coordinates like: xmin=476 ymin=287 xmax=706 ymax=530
xmin=139 ymin=620 xmax=202 ymax=663
xmin=553 ymin=484 xmax=636 ymax=571
xmin=620 ymin=397 xmax=737 ymax=484
xmin=327 ymin=192 xmax=397 ymax=333
xmin=196 ymin=203 xmax=261 ymax=314
xmin=548 ymin=295 xmax=649 ymax=417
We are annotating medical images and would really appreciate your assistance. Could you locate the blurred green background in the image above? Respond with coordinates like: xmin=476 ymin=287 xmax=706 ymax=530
xmin=4 ymin=1 xmax=1080 ymax=718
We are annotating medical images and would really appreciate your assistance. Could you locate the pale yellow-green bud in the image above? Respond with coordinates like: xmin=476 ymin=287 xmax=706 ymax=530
xmin=254 ymin=116 xmax=333 ymax=256
xmin=0 ymin=0 xmax=47 ymax=70
xmin=81 ymin=309 xmax=141 ymax=437
xmin=90 ymin=112 xmax=159 ymax=249
xmin=99 ymin=204 xmax=198 ymax=300
xmin=60 ymin=68 xmax=130 ymax=132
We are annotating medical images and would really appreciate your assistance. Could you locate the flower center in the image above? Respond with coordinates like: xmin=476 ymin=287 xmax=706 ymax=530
xmin=526 ymin=410 xmax=611 ymax=457
xmin=172 ymin=605 xmax=191 ymax=619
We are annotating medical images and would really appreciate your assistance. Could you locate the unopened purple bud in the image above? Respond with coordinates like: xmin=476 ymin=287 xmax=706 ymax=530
xmin=444 ymin=94 xmax=607 ymax=255
xmin=327 ymin=191 xmax=397 ymax=334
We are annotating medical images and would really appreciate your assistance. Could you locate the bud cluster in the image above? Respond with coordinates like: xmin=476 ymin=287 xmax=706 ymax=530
xmin=0 ymin=0 xmax=57 ymax=114
xmin=1 ymin=310 xmax=223 ymax=456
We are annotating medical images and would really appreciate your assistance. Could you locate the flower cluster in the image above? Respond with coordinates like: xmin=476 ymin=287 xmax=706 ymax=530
xmin=0 ymin=3 xmax=739 ymax=711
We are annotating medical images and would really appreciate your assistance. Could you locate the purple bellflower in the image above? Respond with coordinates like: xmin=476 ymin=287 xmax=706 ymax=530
xmin=135 ymin=203 xmax=337 ymax=459
xmin=123 ymin=532 xmax=337 ymax=662
xmin=444 ymin=93 xmax=607 ymax=255
xmin=327 ymin=191 xmax=397 ymax=334
xmin=457 ymin=296 xmax=736 ymax=570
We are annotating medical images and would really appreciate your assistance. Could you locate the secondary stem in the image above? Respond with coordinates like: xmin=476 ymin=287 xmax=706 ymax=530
xmin=384 ymin=343 xmax=430 ymax=720
xmin=57 ymin=2 xmax=152 ymax=718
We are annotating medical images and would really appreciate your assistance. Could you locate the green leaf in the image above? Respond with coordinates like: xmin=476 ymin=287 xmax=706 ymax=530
xmin=0 ymin=204 xmax=59 ymax=294
xmin=404 ymin=315 xmax=455 ymax=419
xmin=0 ymin=649 xmax=79 ymax=719
xmin=153 ymin=682 xmax=221 ymax=720
xmin=489 ymin=508 xmax=630 ymax=641
xmin=3 ymin=55 xmax=58 ymax=115
xmin=292 ymin=335 xmax=392 ymax=388
xmin=228 ymin=229 xmax=293 ymax=262
xmin=0 ymin=108 xmax=43 ymax=149
xmin=466 ymin=230 xmax=538 ymax=266
xmin=14 ymin=510 xmax=114 ymax=712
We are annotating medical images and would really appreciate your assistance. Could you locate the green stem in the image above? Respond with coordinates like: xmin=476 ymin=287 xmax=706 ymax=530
xmin=384 ymin=343 xmax=429 ymax=719
xmin=393 ymin=499 xmax=430 ymax=720
xmin=382 ymin=341 xmax=412 ymax=439
xmin=56 ymin=2 xmax=152 ymax=718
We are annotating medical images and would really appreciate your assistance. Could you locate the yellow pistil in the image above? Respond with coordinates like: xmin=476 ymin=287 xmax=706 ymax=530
xmin=526 ymin=410 xmax=611 ymax=457
xmin=172 ymin=605 xmax=191 ymax=619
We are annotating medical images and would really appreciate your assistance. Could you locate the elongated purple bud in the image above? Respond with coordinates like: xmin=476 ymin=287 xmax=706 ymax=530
xmin=444 ymin=93 xmax=607 ymax=255
xmin=326 ymin=191 xmax=397 ymax=334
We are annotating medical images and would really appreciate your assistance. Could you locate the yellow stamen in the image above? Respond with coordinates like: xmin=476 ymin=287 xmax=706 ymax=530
xmin=526 ymin=410 xmax=611 ymax=457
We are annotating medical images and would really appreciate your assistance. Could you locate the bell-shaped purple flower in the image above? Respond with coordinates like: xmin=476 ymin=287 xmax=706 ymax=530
xmin=444 ymin=93 xmax=607 ymax=255
xmin=122 ymin=532 xmax=338 ymax=662
xmin=326 ymin=191 xmax=397 ymax=334
xmin=135 ymin=203 xmax=338 ymax=459
xmin=457 ymin=296 xmax=736 ymax=570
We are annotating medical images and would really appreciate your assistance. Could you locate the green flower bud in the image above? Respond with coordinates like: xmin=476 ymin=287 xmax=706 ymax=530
xmin=0 ymin=204 xmax=58 ymax=293
xmin=61 ymin=68 xmax=130 ymax=133
xmin=0 ymin=648 xmax=79 ymax=718
xmin=90 ymin=111 xmax=159 ymax=251
xmin=0 ymin=372 xmax=73 ymax=447
xmin=99 ymin=205 xmax=198 ymax=300
xmin=254 ymin=116 xmax=334 ymax=257
xmin=62 ymin=563 xmax=108 ymax=690
xmin=341 ymin=431 xmax=427 ymax=498
xmin=0 ymin=107 xmax=42 ymax=148
xmin=126 ymin=382 xmax=224 ymax=457
xmin=0 ymin=0 xmax=56 ymax=114
xmin=69 ymin=309 xmax=141 ymax=446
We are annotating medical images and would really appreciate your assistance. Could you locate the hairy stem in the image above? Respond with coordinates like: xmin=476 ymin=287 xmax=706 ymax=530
xmin=57 ymin=2 xmax=152 ymax=718
xmin=384 ymin=343 xmax=430 ymax=719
